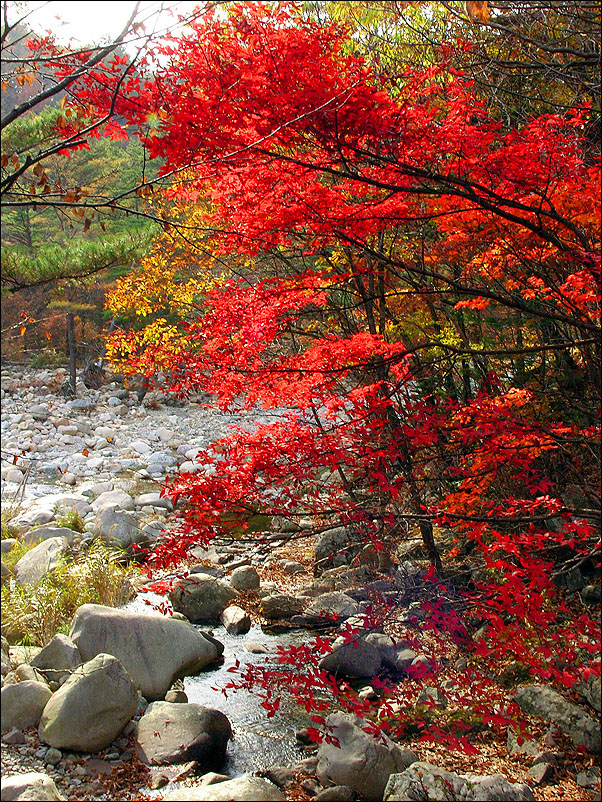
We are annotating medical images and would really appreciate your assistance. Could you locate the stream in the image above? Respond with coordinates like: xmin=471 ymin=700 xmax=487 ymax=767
xmin=126 ymin=594 xmax=311 ymax=778
xmin=184 ymin=624 xmax=309 ymax=775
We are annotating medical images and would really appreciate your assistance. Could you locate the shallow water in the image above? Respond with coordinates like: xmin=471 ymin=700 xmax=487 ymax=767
xmin=184 ymin=623 xmax=309 ymax=775
xmin=127 ymin=594 xmax=310 ymax=776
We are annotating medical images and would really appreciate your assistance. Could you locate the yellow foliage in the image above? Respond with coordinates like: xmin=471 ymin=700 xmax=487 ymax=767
xmin=104 ymin=319 xmax=188 ymax=375
xmin=107 ymin=181 xmax=227 ymax=320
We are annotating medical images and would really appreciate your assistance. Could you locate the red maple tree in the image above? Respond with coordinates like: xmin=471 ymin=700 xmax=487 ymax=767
xmin=40 ymin=2 xmax=600 ymax=747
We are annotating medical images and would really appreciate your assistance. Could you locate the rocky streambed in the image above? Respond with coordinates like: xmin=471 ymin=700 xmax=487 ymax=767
xmin=1 ymin=364 xmax=601 ymax=802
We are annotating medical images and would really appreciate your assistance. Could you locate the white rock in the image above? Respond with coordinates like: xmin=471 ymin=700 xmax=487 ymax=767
xmin=163 ymin=775 xmax=284 ymax=801
xmin=95 ymin=426 xmax=115 ymax=439
xmin=0 ymin=772 xmax=65 ymax=801
xmin=14 ymin=537 xmax=69 ymax=586
xmin=3 ymin=468 xmax=23 ymax=484
xmin=179 ymin=460 xmax=199 ymax=473
xmin=89 ymin=481 xmax=113 ymax=495
xmin=130 ymin=440 xmax=151 ymax=454
xmin=91 ymin=489 xmax=135 ymax=514
xmin=57 ymin=425 xmax=78 ymax=436
xmin=134 ymin=492 xmax=173 ymax=511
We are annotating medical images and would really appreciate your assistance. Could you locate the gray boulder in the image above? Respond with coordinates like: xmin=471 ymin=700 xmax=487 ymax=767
xmin=1 ymin=561 xmax=10 ymax=586
xmin=317 ymin=713 xmax=417 ymax=801
xmin=1 ymin=644 xmax=10 ymax=677
xmin=230 ymin=565 xmax=260 ymax=591
xmin=70 ymin=604 xmax=221 ymax=701
xmin=314 ymin=788 xmax=356 ymax=802
xmin=53 ymin=497 xmax=92 ymax=517
xmin=38 ymin=653 xmax=138 ymax=752
xmin=514 ymin=685 xmax=601 ymax=753
xmin=91 ymin=489 xmax=134 ymax=515
xmin=507 ymin=728 xmax=541 ymax=757
xmin=260 ymin=593 xmax=306 ymax=620
xmin=14 ymin=665 xmax=48 ymax=684
xmin=364 ymin=634 xmax=416 ymax=672
xmin=95 ymin=507 xmax=147 ymax=550
xmin=294 ymin=592 xmax=360 ymax=627
xmin=1 ymin=681 xmax=52 ymax=733
xmin=384 ymin=763 xmax=535 ymax=801
xmin=314 ymin=527 xmax=359 ymax=574
xmin=576 ymin=674 xmax=601 ymax=714
xmin=14 ymin=538 xmax=68 ymax=586
xmin=1 ymin=539 xmax=18 ymax=554
xmin=134 ymin=492 xmax=173 ymax=511
xmin=163 ymin=775 xmax=285 ymax=801
xmin=31 ymin=634 xmax=81 ymax=683
xmin=221 ymin=605 xmax=251 ymax=635
xmin=319 ymin=635 xmax=382 ymax=678
xmin=21 ymin=527 xmax=78 ymax=547
xmin=134 ymin=701 xmax=232 ymax=766
xmin=169 ymin=574 xmax=238 ymax=623
xmin=0 ymin=772 xmax=64 ymax=801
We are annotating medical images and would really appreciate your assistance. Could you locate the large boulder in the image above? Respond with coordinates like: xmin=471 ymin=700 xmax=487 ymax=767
xmin=163 ymin=775 xmax=285 ymax=801
xmin=134 ymin=702 xmax=232 ymax=766
xmin=384 ymin=763 xmax=535 ymax=801
xmin=21 ymin=527 xmax=78 ymax=547
xmin=0 ymin=772 xmax=64 ymax=801
xmin=14 ymin=538 xmax=68 ymax=586
xmin=364 ymin=634 xmax=416 ymax=672
xmin=70 ymin=604 xmax=221 ymax=701
xmin=169 ymin=574 xmax=238 ymax=623
xmin=314 ymin=527 xmax=359 ymax=575
xmin=1 ymin=681 xmax=52 ymax=733
xmin=260 ymin=593 xmax=306 ymax=620
xmin=91 ymin=489 xmax=134 ymax=515
xmin=134 ymin=492 xmax=173 ymax=511
xmin=514 ymin=685 xmax=601 ymax=753
xmin=95 ymin=507 xmax=147 ymax=550
xmin=229 ymin=565 xmax=260 ymax=592
xmin=38 ymin=653 xmax=138 ymax=752
xmin=317 ymin=712 xmax=417 ymax=801
xmin=31 ymin=634 xmax=82 ymax=683
xmin=576 ymin=674 xmax=602 ymax=714
xmin=1 ymin=643 xmax=10 ymax=677
xmin=53 ymin=497 xmax=92 ymax=518
xmin=318 ymin=635 xmax=382 ymax=678
xmin=293 ymin=592 xmax=360 ymax=628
